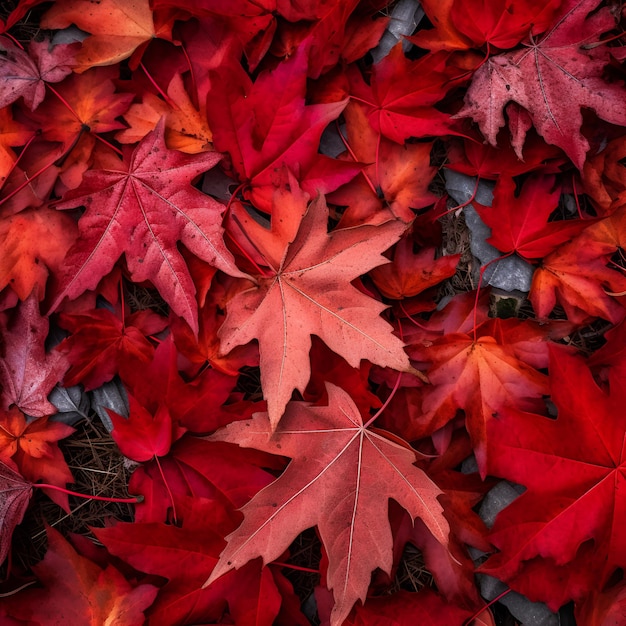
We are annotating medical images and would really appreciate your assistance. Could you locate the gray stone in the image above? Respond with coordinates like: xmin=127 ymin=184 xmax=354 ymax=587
xmin=479 ymin=575 xmax=560 ymax=626
xmin=51 ymin=26 xmax=89 ymax=45
xmin=319 ymin=123 xmax=347 ymax=158
xmin=475 ymin=481 xmax=560 ymax=625
xmin=371 ymin=0 xmax=425 ymax=63
xmin=444 ymin=170 xmax=535 ymax=292
xmin=479 ymin=480 xmax=525 ymax=529
xmin=90 ymin=378 xmax=128 ymax=432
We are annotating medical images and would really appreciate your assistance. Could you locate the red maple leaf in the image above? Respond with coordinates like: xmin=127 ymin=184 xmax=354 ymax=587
xmin=347 ymin=44 xmax=467 ymax=145
xmin=41 ymin=0 xmax=171 ymax=71
xmin=205 ymin=383 xmax=449 ymax=626
xmin=49 ymin=122 xmax=246 ymax=332
xmin=408 ymin=317 xmax=552 ymax=475
xmin=0 ymin=294 xmax=68 ymax=418
xmin=0 ymin=207 xmax=77 ymax=301
xmin=369 ymin=232 xmax=460 ymax=300
xmin=108 ymin=394 xmax=177 ymax=463
xmin=205 ymin=42 xmax=359 ymax=212
xmin=0 ymin=36 xmax=76 ymax=111
xmin=529 ymin=231 xmax=626 ymax=323
xmin=221 ymin=172 xmax=414 ymax=426
xmin=1 ymin=526 xmax=158 ymax=625
xmin=482 ymin=346 xmax=626 ymax=607
xmin=27 ymin=66 xmax=134 ymax=153
xmin=117 ymin=336 xmax=237 ymax=436
xmin=456 ymin=0 xmax=626 ymax=168
xmin=129 ymin=436 xmax=281 ymax=525
xmin=58 ymin=306 xmax=167 ymax=390
xmin=0 ymin=407 xmax=74 ymax=510
xmin=343 ymin=588 xmax=493 ymax=626
xmin=95 ymin=496 xmax=308 ymax=626
xmin=330 ymin=102 xmax=439 ymax=225
xmin=474 ymin=174 xmax=588 ymax=259
xmin=414 ymin=0 xmax=561 ymax=51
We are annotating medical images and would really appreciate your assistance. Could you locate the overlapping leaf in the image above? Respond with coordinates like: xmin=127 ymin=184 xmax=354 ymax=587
xmin=456 ymin=0 xmax=626 ymax=168
xmin=205 ymin=384 xmax=449 ymax=626
xmin=50 ymin=123 xmax=246 ymax=332
xmin=220 ymin=173 xmax=414 ymax=426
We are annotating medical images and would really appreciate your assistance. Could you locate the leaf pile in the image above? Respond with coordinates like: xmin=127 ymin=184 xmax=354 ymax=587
xmin=1 ymin=0 xmax=626 ymax=624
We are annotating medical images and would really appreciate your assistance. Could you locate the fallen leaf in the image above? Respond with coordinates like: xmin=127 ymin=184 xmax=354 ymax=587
xmin=0 ymin=293 xmax=68 ymax=418
xmin=530 ymin=234 xmax=626 ymax=323
xmin=50 ymin=122 xmax=246 ymax=333
xmin=482 ymin=346 xmax=626 ymax=606
xmin=1 ymin=526 xmax=158 ymax=625
xmin=0 ymin=208 xmax=77 ymax=301
xmin=474 ymin=174 xmax=587 ymax=259
xmin=456 ymin=0 xmax=626 ymax=168
xmin=58 ymin=307 xmax=166 ymax=390
xmin=95 ymin=496 xmax=308 ymax=626
xmin=0 ymin=36 xmax=76 ymax=110
xmin=41 ymin=0 xmax=168 ymax=71
xmin=408 ymin=318 xmax=550 ymax=475
xmin=0 ymin=407 xmax=74 ymax=511
xmin=220 ymin=172 xmax=413 ymax=426
xmin=205 ymin=42 xmax=359 ymax=212
xmin=205 ymin=383 xmax=449 ymax=626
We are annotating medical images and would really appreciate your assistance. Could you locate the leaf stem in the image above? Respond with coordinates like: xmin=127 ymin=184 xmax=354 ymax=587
xmin=365 ymin=369 xmax=403 ymax=429
xmin=399 ymin=301 xmax=429 ymax=330
xmin=0 ymin=150 xmax=64 ymax=209
xmin=34 ymin=483 xmax=144 ymax=504
xmin=154 ymin=454 xmax=177 ymax=525
xmin=471 ymin=251 xmax=513 ymax=341
xmin=437 ymin=175 xmax=481 ymax=219
xmin=335 ymin=120 xmax=378 ymax=196
xmin=179 ymin=41 xmax=199 ymax=109
xmin=272 ymin=561 xmax=320 ymax=574
xmin=140 ymin=62 xmax=179 ymax=110
xmin=46 ymin=83 xmax=81 ymax=123
xmin=0 ymin=131 xmax=37 ymax=192
xmin=227 ymin=210 xmax=273 ymax=278
xmin=463 ymin=587 xmax=510 ymax=626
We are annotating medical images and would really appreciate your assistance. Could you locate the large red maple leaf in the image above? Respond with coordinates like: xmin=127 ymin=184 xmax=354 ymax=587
xmin=482 ymin=346 xmax=626 ymax=606
xmin=220 ymin=173 xmax=414 ymax=426
xmin=49 ymin=123 xmax=246 ymax=332
xmin=456 ymin=0 xmax=626 ymax=168
xmin=204 ymin=384 xmax=449 ymax=626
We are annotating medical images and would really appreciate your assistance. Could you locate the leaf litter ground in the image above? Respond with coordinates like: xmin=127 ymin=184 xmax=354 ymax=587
xmin=1 ymin=1 xmax=625 ymax=625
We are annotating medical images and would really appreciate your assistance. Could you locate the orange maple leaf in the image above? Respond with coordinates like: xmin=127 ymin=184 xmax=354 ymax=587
xmin=0 ymin=406 xmax=74 ymax=510
xmin=41 ymin=0 xmax=170 ymax=71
